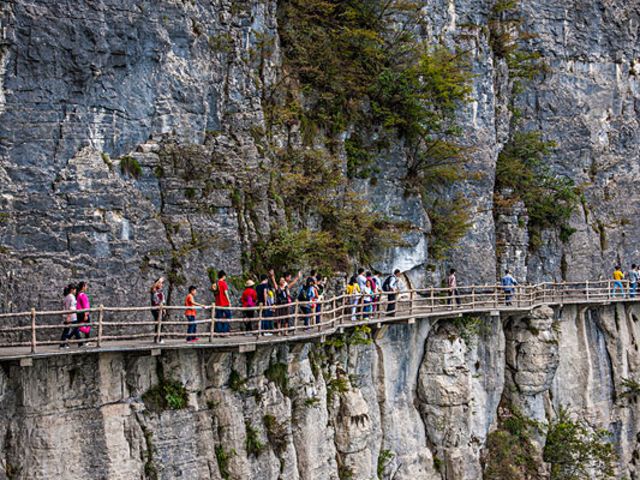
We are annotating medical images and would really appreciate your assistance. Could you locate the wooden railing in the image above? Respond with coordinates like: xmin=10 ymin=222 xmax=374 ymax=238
xmin=0 ymin=280 xmax=638 ymax=359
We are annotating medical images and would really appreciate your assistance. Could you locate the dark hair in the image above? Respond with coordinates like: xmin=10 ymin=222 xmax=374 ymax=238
xmin=218 ymin=270 xmax=226 ymax=279
xmin=366 ymin=271 xmax=372 ymax=277
xmin=284 ymin=271 xmax=292 ymax=278
xmin=357 ymin=268 xmax=365 ymax=274
xmin=505 ymin=269 xmax=510 ymax=274
xmin=306 ymin=277 xmax=315 ymax=286
xmin=615 ymin=265 xmax=621 ymax=270
xmin=64 ymin=283 xmax=76 ymax=296
xmin=393 ymin=269 xmax=401 ymax=275
xmin=450 ymin=269 xmax=456 ymax=274
xmin=310 ymin=269 xmax=317 ymax=277
xmin=77 ymin=281 xmax=87 ymax=292
xmin=349 ymin=275 xmax=357 ymax=285
xmin=188 ymin=285 xmax=197 ymax=293
xmin=260 ymin=274 xmax=268 ymax=281
xmin=633 ymin=264 xmax=637 ymax=269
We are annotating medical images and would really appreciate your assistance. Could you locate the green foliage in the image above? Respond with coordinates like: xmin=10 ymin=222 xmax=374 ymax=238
xmin=620 ymin=377 xmax=640 ymax=398
xmin=489 ymin=0 xmax=546 ymax=81
xmin=228 ymin=370 xmax=247 ymax=393
xmin=452 ymin=315 xmax=482 ymax=345
xmin=338 ymin=465 xmax=354 ymax=480
xmin=245 ymin=422 xmax=266 ymax=456
xmin=304 ymin=396 xmax=321 ymax=407
xmin=252 ymin=191 xmax=408 ymax=274
xmin=101 ymin=152 xmax=113 ymax=170
xmin=265 ymin=363 xmax=289 ymax=395
xmin=484 ymin=406 xmax=540 ymax=479
xmin=345 ymin=135 xmax=377 ymax=179
xmin=425 ymin=195 xmax=472 ymax=260
xmin=215 ymin=445 xmax=235 ymax=480
xmin=495 ymin=131 xmax=579 ymax=249
xmin=263 ymin=414 xmax=289 ymax=454
xmin=327 ymin=376 xmax=350 ymax=401
xmin=119 ymin=155 xmax=142 ymax=179
xmin=377 ymin=449 xmax=395 ymax=479
xmin=543 ymin=406 xmax=616 ymax=480
xmin=142 ymin=379 xmax=188 ymax=413
xmin=270 ymin=0 xmax=473 ymax=269
xmin=349 ymin=325 xmax=373 ymax=345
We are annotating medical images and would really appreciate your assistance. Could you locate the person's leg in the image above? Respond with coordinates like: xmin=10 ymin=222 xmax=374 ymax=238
xmin=60 ymin=325 xmax=71 ymax=346
xmin=315 ymin=303 xmax=321 ymax=324
xmin=223 ymin=309 xmax=231 ymax=333
xmin=386 ymin=294 xmax=396 ymax=316
xmin=631 ymin=283 xmax=637 ymax=298
xmin=187 ymin=315 xmax=196 ymax=341
xmin=214 ymin=309 xmax=222 ymax=333
xmin=455 ymin=289 xmax=461 ymax=306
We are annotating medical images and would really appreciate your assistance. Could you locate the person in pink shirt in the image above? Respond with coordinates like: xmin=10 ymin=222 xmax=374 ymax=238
xmin=76 ymin=281 xmax=91 ymax=343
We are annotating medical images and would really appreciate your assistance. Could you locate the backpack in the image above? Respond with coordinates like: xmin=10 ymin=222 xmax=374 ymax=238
xmin=382 ymin=275 xmax=394 ymax=292
xmin=297 ymin=286 xmax=310 ymax=302
xmin=276 ymin=289 xmax=288 ymax=305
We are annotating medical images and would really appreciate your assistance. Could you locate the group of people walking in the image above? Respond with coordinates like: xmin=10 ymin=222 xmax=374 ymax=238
xmin=60 ymin=282 xmax=92 ymax=348
xmin=612 ymin=264 xmax=640 ymax=298
xmin=59 ymin=263 xmax=640 ymax=347
xmin=147 ymin=268 xmax=404 ymax=342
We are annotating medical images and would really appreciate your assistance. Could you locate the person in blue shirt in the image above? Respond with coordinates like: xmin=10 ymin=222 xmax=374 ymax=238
xmin=628 ymin=264 xmax=638 ymax=298
xmin=501 ymin=269 xmax=518 ymax=306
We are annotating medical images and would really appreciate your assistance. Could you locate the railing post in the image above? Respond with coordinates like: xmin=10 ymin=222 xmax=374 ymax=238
xmin=332 ymin=297 xmax=337 ymax=328
xmin=409 ymin=290 xmax=415 ymax=318
xmin=430 ymin=287 xmax=434 ymax=312
xmin=494 ymin=285 xmax=498 ymax=308
xmin=257 ymin=304 xmax=263 ymax=339
xmin=30 ymin=308 xmax=36 ymax=354
xmin=209 ymin=305 xmax=216 ymax=342
xmin=97 ymin=305 xmax=104 ymax=348
xmin=471 ymin=287 xmax=475 ymax=309
xmin=586 ymin=281 xmax=590 ymax=301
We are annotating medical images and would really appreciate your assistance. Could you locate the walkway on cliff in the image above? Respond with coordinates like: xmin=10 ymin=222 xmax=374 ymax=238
xmin=0 ymin=281 xmax=637 ymax=361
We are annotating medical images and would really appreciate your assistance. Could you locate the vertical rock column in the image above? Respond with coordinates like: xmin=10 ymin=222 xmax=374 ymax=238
xmin=503 ymin=305 xmax=559 ymax=427
xmin=417 ymin=315 xmax=505 ymax=480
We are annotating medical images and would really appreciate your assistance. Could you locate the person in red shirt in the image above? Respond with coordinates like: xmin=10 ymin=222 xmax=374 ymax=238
xmin=214 ymin=270 xmax=232 ymax=333
xmin=240 ymin=279 xmax=258 ymax=332
xmin=185 ymin=286 xmax=205 ymax=342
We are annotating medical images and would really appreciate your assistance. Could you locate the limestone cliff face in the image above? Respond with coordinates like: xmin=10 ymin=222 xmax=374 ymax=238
xmin=1 ymin=0 xmax=639 ymax=310
xmin=0 ymin=305 xmax=638 ymax=480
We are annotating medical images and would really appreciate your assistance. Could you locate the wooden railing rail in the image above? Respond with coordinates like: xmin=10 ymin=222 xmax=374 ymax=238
xmin=0 ymin=280 xmax=637 ymax=357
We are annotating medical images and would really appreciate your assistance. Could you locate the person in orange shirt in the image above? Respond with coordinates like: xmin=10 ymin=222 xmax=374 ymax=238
xmin=185 ymin=286 xmax=205 ymax=342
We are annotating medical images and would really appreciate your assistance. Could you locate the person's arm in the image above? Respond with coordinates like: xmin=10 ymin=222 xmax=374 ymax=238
xmin=224 ymin=284 xmax=232 ymax=304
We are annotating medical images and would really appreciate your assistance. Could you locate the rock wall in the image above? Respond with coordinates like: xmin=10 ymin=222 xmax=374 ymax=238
xmin=1 ymin=0 xmax=639 ymax=311
xmin=1 ymin=304 xmax=639 ymax=479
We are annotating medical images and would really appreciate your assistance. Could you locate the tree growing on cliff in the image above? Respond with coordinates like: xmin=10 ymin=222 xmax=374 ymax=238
xmin=543 ymin=407 xmax=616 ymax=480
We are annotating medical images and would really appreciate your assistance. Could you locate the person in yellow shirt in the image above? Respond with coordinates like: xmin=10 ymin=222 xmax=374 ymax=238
xmin=346 ymin=275 xmax=361 ymax=321
xmin=613 ymin=266 xmax=625 ymax=298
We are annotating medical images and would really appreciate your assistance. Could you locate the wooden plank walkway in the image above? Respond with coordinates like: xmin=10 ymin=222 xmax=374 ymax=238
xmin=0 ymin=280 xmax=636 ymax=362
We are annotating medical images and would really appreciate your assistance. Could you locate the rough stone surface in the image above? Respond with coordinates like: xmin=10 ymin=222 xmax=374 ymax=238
xmin=0 ymin=305 xmax=637 ymax=479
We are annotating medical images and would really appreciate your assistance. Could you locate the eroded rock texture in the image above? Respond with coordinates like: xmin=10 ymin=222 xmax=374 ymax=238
xmin=1 ymin=0 xmax=639 ymax=309
xmin=0 ymin=305 xmax=638 ymax=479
